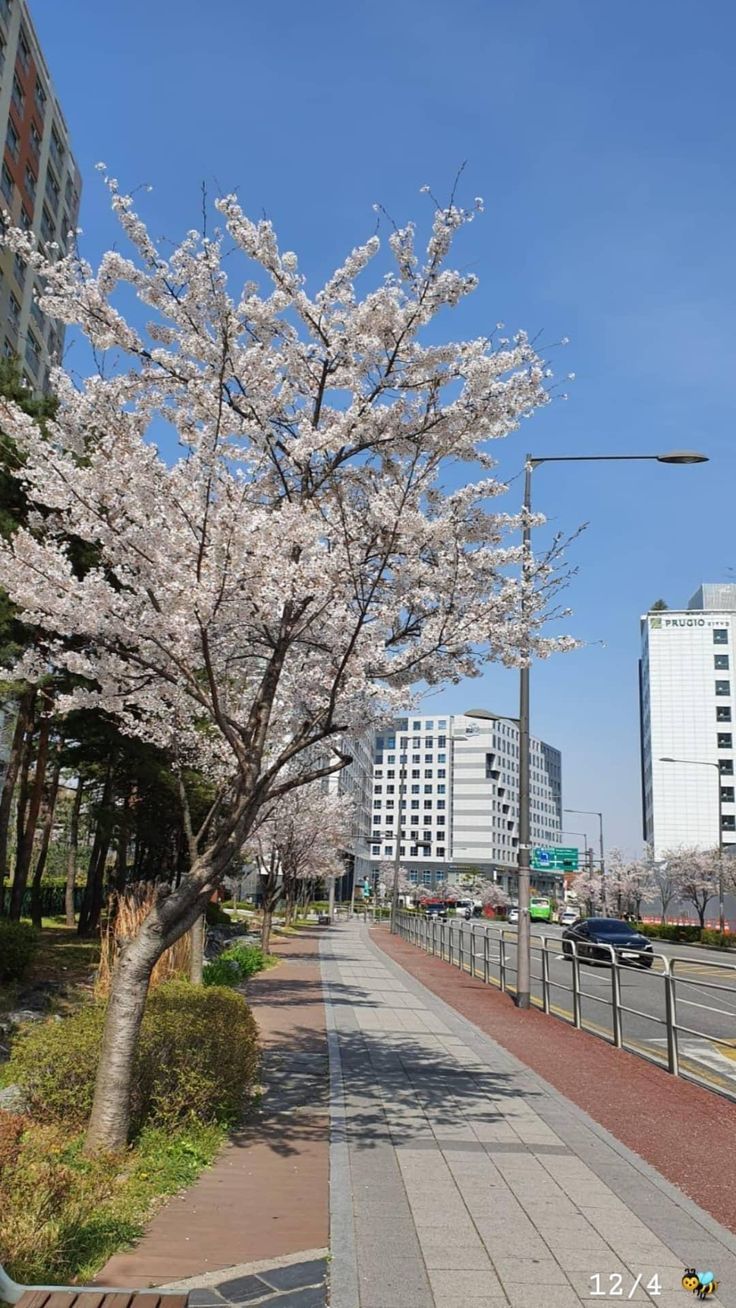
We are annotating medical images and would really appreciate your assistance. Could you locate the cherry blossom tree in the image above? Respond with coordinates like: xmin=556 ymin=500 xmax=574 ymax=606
xmin=378 ymin=860 xmax=413 ymax=899
xmin=664 ymin=847 xmax=721 ymax=929
xmin=570 ymin=871 xmax=605 ymax=917
xmin=0 ymin=180 xmax=573 ymax=1151
xmin=605 ymin=849 xmax=655 ymax=920
xmin=480 ymin=883 xmax=510 ymax=914
xmin=251 ymin=784 xmax=351 ymax=948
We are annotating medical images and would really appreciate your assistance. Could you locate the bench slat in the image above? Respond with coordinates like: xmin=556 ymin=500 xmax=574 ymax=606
xmin=17 ymin=1294 xmax=52 ymax=1308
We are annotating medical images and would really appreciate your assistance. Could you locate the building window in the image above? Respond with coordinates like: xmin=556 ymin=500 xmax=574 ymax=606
xmin=423 ymin=830 xmax=432 ymax=841
xmin=1 ymin=162 xmax=13 ymax=204
xmin=17 ymin=26 xmax=30 ymax=73
xmin=721 ymin=787 xmax=735 ymax=804
xmin=424 ymin=769 xmax=433 ymax=778
xmin=714 ymin=629 xmax=729 ymax=645
xmin=33 ymin=79 xmax=46 ymax=119
xmin=386 ymin=769 xmax=394 ymax=778
xmin=20 ymin=204 xmax=31 ymax=230
xmin=373 ymin=800 xmax=381 ymax=809
xmin=11 ymin=74 xmax=24 ymax=119
xmin=371 ymin=844 xmax=380 ymax=856
xmin=438 ymin=753 xmax=446 ymax=763
xmin=722 ymin=815 xmax=736 ymax=833
xmin=423 ymin=784 xmax=432 ymax=794
xmin=3 ymin=337 xmax=14 ymax=357
xmin=40 ymin=205 xmax=54 ymax=243
xmin=720 ymin=760 xmax=734 ymax=776
xmin=386 ymin=784 xmax=394 ymax=795
xmin=383 ymin=845 xmax=392 ymax=856
xmin=717 ymin=707 xmax=732 ymax=722
xmin=411 ymin=769 xmax=420 ymax=779
xmin=437 ymin=784 xmax=446 ymax=794
xmin=718 ymin=733 xmax=733 ymax=749
xmin=23 ymin=164 xmax=38 ymax=203
xmin=411 ymin=800 xmax=419 ymax=810
xmin=424 ymin=800 xmax=432 ymax=809
xmin=422 ymin=871 xmax=432 ymax=886
xmin=437 ymin=815 xmax=446 ymax=825
xmin=13 ymin=252 xmax=24 ymax=287
xmin=715 ymin=654 xmax=730 ymax=670
xmin=5 ymin=118 xmax=19 ymax=160
xmin=716 ymin=680 xmax=731 ymax=697
xmin=437 ymin=768 xmax=446 ymax=779
xmin=45 ymin=168 xmax=60 ymax=211
xmin=49 ymin=126 xmax=64 ymax=172
xmin=29 ymin=121 xmax=41 ymax=159
xmin=437 ymin=800 xmax=445 ymax=809
xmin=438 ymin=735 xmax=447 ymax=747
xmin=437 ymin=847 xmax=445 ymax=857
xmin=8 ymin=291 xmax=20 ymax=325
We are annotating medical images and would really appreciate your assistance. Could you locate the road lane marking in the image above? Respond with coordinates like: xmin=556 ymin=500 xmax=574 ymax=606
xmin=677 ymin=996 xmax=736 ymax=1018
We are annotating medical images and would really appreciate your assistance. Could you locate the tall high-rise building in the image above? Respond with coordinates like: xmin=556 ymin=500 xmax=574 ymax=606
xmin=368 ymin=711 xmax=563 ymax=893
xmin=640 ymin=585 xmax=736 ymax=858
xmin=0 ymin=0 xmax=81 ymax=389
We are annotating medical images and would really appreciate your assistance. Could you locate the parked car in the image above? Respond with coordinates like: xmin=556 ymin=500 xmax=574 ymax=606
xmin=562 ymin=917 xmax=654 ymax=967
xmin=529 ymin=896 xmax=552 ymax=922
xmin=558 ymin=905 xmax=578 ymax=927
xmin=507 ymin=905 xmax=519 ymax=925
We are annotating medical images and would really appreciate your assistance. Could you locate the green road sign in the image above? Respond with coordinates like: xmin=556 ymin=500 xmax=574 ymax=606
xmin=532 ymin=846 xmax=579 ymax=872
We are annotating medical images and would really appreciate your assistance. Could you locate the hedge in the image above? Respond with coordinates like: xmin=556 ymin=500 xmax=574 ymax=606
xmin=9 ymin=979 xmax=260 ymax=1135
xmin=637 ymin=922 xmax=736 ymax=948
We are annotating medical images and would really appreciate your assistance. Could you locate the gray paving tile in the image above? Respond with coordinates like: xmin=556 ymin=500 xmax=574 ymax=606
xmin=260 ymin=1258 xmax=326 ymax=1291
xmin=214 ymin=1274 xmax=271 ymax=1303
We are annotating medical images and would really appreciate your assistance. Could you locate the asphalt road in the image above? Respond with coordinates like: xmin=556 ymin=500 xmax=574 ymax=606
xmin=431 ymin=918 xmax=736 ymax=1098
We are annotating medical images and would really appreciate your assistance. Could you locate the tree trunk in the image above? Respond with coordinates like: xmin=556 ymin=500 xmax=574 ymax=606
xmin=65 ymin=779 xmax=84 ymax=927
xmin=9 ymin=708 xmax=50 ymax=921
xmin=114 ymin=784 xmax=133 ymax=894
xmin=189 ymin=910 xmax=205 ymax=983
xmin=78 ymin=763 xmax=114 ymax=936
xmin=0 ymin=689 xmax=35 ymax=914
xmin=30 ymin=743 xmax=63 ymax=928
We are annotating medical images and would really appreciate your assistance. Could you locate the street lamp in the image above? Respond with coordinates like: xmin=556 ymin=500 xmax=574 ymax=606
xmin=659 ymin=756 xmax=725 ymax=933
xmin=512 ymin=448 xmax=708 ymax=1008
xmin=565 ymin=808 xmax=605 ymax=874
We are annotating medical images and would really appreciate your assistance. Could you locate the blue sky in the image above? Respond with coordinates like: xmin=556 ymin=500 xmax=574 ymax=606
xmin=31 ymin=0 xmax=736 ymax=854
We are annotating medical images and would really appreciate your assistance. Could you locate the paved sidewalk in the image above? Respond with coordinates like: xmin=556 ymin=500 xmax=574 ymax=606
xmin=100 ymin=930 xmax=329 ymax=1292
xmin=323 ymin=922 xmax=736 ymax=1308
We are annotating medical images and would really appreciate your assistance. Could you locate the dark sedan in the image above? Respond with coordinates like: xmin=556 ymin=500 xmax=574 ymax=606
xmin=562 ymin=917 xmax=654 ymax=968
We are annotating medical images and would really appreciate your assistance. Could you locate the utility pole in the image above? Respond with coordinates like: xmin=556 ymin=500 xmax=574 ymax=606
xmin=390 ymin=761 xmax=405 ymax=933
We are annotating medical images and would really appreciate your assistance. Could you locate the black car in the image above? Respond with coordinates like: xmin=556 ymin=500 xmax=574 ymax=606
xmin=561 ymin=917 xmax=654 ymax=968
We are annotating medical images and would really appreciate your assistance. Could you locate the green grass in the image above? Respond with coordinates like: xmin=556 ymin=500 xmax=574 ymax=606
xmin=1 ymin=1118 xmax=226 ymax=1285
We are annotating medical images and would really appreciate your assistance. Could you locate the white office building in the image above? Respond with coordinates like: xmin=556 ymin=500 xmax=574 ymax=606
xmin=369 ymin=711 xmax=563 ymax=893
xmin=640 ymin=585 xmax=736 ymax=859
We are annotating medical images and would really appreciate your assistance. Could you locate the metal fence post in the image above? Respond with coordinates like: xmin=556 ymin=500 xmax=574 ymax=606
xmin=664 ymin=958 xmax=680 ymax=1077
xmin=484 ymin=929 xmax=490 ymax=984
xmin=571 ymin=946 xmax=582 ymax=1028
xmin=500 ymin=935 xmax=507 ymax=993
xmin=610 ymin=949 xmax=623 ymax=1048
xmin=541 ymin=941 xmax=550 ymax=1014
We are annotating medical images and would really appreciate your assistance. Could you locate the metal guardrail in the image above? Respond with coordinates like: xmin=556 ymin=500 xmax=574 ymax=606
xmin=396 ymin=912 xmax=736 ymax=1099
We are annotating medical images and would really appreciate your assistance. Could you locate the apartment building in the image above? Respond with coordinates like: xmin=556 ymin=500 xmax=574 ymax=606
xmin=0 ymin=0 xmax=81 ymax=388
xmin=641 ymin=584 xmax=736 ymax=858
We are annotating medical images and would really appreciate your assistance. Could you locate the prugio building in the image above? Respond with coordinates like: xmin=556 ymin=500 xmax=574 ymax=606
xmin=640 ymin=584 xmax=736 ymax=859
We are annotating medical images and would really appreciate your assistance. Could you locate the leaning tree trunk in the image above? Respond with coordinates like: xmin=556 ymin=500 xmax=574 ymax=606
xmin=65 ymin=779 xmax=85 ymax=926
xmin=260 ymin=852 xmax=279 ymax=953
xmin=9 ymin=709 xmax=51 ymax=921
xmin=84 ymin=860 xmax=221 ymax=1154
xmin=0 ymin=689 xmax=36 ymax=914
xmin=30 ymin=744 xmax=63 ymax=928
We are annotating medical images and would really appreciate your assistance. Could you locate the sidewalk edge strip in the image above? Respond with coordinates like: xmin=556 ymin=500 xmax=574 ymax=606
xmin=321 ymin=939 xmax=360 ymax=1308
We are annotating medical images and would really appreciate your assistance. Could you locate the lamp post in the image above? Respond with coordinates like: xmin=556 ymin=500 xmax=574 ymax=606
xmin=659 ymin=756 xmax=725 ymax=933
xmin=565 ymin=808 xmax=605 ymax=875
xmin=510 ymin=449 xmax=707 ymax=1008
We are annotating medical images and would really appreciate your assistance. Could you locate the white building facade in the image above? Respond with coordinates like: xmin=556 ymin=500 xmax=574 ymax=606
xmin=640 ymin=585 xmax=736 ymax=859
xmin=368 ymin=711 xmax=563 ymax=893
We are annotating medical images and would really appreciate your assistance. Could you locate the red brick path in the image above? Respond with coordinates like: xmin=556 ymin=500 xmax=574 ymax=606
xmin=99 ymin=930 xmax=329 ymax=1287
xmin=373 ymin=926 xmax=736 ymax=1234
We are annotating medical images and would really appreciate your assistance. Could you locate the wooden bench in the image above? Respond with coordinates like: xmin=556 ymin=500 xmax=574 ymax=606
xmin=0 ymin=1265 xmax=187 ymax=1308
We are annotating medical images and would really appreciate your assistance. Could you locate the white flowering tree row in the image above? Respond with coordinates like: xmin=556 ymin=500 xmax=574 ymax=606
xmin=0 ymin=179 xmax=573 ymax=1151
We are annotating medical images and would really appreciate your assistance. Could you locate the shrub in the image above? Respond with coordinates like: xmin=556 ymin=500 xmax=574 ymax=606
xmin=202 ymin=956 xmax=241 ymax=987
xmin=636 ymin=922 xmax=701 ymax=943
xmin=700 ymin=928 xmax=736 ymax=949
xmin=221 ymin=942 xmax=269 ymax=979
xmin=9 ymin=980 xmax=259 ymax=1135
xmin=0 ymin=920 xmax=37 ymax=982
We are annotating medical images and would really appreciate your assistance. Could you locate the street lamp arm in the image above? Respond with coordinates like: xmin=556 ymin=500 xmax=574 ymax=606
xmin=529 ymin=452 xmax=708 ymax=468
